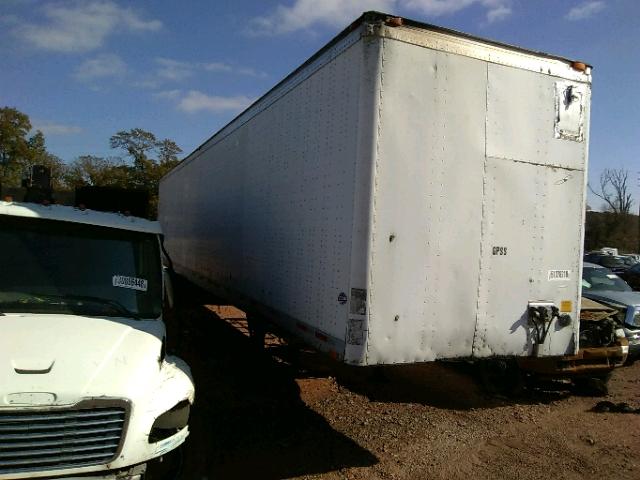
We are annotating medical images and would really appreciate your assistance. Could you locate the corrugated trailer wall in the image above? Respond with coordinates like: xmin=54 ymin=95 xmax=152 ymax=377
xmin=160 ymin=28 xmax=378 ymax=359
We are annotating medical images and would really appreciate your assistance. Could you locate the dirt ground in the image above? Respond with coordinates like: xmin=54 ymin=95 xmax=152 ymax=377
xmin=159 ymin=278 xmax=640 ymax=480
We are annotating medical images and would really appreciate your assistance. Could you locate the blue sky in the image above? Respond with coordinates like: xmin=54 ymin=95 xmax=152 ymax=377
xmin=1 ymin=0 xmax=638 ymax=208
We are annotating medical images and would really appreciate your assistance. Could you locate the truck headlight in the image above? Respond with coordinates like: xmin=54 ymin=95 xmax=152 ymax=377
xmin=148 ymin=399 xmax=191 ymax=443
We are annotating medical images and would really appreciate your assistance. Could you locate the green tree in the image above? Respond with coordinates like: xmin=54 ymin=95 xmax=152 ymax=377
xmin=63 ymin=155 xmax=133 ymax=188
xmin=0 ymin=107 xmax=67 ymax=189
xmin=109 ymin=128 xmax=157 ymax=187
xmin=157 ymin=139 xmax=181 ymax=165
xmin=0 ymin=107 xmax=33 ymax=185
xmin=26 ymin=131 xmax=66 ymax=189
xmin=109 ymin=128 xmax=182 ymax=216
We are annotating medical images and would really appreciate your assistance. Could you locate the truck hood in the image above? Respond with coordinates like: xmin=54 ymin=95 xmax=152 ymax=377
xmin=582 ymin=290 xmax=640 ymax=309
xmin=0 ymin=314 xmax=164 ymax=407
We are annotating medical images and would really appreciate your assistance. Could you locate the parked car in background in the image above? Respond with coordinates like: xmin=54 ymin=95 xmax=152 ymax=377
xmin=621 ymin=253 xmax=640 ymax=263
xmin=583 ymin=253 xmax=630 ymax=274
xmin=620 ymin=263 xmax=640 ymax=291
xmin=582 ymin=263 xmax=640 ymax=360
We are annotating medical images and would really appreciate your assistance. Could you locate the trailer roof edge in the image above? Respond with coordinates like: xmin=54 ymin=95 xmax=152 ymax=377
xmin=162 ymin=11 xmax=592 ymax=182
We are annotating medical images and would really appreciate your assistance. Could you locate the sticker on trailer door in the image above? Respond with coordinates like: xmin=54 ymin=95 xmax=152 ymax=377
xmin=548 ymin=270 xmax=570 ymax=281
xmin=112 ymin=275 xmax=148 ymax=291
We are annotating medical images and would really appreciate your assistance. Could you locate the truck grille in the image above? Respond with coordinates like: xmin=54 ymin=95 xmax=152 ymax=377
xmin=0 ymin=406 xmax=126 ymax=475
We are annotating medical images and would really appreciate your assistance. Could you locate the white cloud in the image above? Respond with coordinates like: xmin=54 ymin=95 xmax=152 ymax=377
xmin=202 ymin=62 xmax=234 ymax=73
xmin=249 ymin=0 xmax=512 ymax=35
xmin=407 ymin=0 xmax=511 ymax=23
xmin=177 ymin=91 xmax=254 ymax=113
xmin=32 ymin=121 xmax=82 ymax=135
xmin=0 ymin=13 xmax=21 ymax=26
xmin=155 ymin=58 xmax=194 ymax=81
xmin=485 ymin=3 xmax=511 ymax=23
xmin=132 ymin=79 xmax=161 ymax=89
xmin=13 ymin=1 xmax=161 ymax=53
xmin=565 ymin=1 xmax=605 ymax=21
xmin=404 ymin=0 xmax=474 ymax=15
xmin=154 ymin=89 xmax=254 ymax=114
xmin=249 ymin=0 xmax=393 ymax=35
xmin=73 ymin=53 xmax=126 ymax=80
xmin=235 ymin=67 xmax=269 ymax=78
xmin=143 ymin=58 xmax=267 ymax=86
xmin=152 ymin=89 xmax=183 ymax=101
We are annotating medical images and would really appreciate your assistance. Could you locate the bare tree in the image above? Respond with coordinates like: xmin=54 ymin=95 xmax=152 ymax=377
xmin=588 ymin=168 xmax=634 ymax=214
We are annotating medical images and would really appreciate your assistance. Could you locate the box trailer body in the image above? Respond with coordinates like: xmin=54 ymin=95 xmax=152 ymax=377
xmin=159 ymin=12 xmax=592 ymax=366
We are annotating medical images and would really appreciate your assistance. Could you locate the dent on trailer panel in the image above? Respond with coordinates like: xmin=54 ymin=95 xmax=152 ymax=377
xmin=366 ymin=38 xmax=486 ymax=364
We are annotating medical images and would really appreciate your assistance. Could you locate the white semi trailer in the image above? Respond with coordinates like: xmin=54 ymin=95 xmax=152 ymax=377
xmin=159 ymin=12 xmax=592 ymax=366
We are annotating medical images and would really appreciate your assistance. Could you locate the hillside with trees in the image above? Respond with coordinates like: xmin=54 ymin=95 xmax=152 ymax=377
xmin=0 ymin=106 xmax=181 ymax=217
xmin=586 ymin=167 xmax=639 ymax=253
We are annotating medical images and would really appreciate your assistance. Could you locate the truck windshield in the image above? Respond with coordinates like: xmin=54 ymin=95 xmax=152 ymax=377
xmin=0 ymin=215 xmax=162 ymax=319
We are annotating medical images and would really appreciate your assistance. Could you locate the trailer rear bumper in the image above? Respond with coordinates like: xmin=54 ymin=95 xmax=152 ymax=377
xmin=517 ymin=340 xmax=628 ymax=377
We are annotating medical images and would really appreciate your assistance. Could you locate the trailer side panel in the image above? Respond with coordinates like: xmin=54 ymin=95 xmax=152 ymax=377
xmin=160 ymin=31 xmax=373 ymax=356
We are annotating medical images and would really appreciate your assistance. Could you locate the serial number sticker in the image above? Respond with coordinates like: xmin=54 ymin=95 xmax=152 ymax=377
xmin=548 ymin=270 xmax=571 ymax=281
xmin=112 ymin=275 xmax=148 ymax=292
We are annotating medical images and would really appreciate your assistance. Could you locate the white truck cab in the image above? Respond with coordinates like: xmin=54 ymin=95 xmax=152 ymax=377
xmin=0 ymin=201 xmax=194 ymax=479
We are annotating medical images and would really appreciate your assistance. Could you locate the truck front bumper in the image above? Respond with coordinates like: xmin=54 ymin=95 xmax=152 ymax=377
xmin=0 ymin=356 xmax=194 ymax=480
